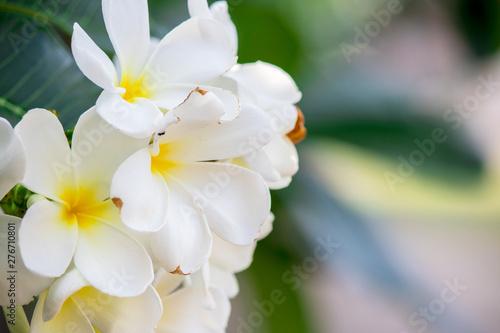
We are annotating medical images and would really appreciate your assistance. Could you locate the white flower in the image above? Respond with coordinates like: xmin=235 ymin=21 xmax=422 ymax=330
xmin=111 ymin=89 xmax=272 ymax=275
xmin=0 ymin=118 xmax=52 ymax=306
xmin=31 ymin=267 xmax=162 ymax=333
xmin=15 ymin=108 xmax=154 ymax=297
xmin=72 ymin=0 xmax=239 ymax=138
xmin=189 ymin=0 xmax=304 ymax=189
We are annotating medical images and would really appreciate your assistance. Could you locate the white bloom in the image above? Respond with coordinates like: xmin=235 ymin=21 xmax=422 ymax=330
xmin=15 ymin=108 xmax=153 ymax=297
xmin=111 ymin=89 xmax=272 ymax=275
xmin=0 ymin=118 xmax=52 ymax=306
xmin=72 ymin=0 xmax=239 ymax=138
xmin=31 ymin=267 xmax=162 ymax=333
xmin=189 ymin=0 xmax=304 ymax=189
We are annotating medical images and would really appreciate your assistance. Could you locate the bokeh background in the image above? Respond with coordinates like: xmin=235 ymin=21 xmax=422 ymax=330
xmin=1 ymin=0 xmax=500 ymax=332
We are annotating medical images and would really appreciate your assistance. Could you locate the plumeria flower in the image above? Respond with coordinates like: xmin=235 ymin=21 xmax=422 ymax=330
xmin=189 ymin=0 xmax=305 ymax=189
xmin=153 ymin=268 xmax=230 ymax=333
xmin=15 ymin=108 xmax=153 ymax=297
xmin=0 ymin=118 xmax=52 ymax=306
xmin=31 ymin=267 xmax=162 ymax=333
xmin=111 ymin=89 xmax=272 ymax=275
xmin=72 ymin=0 xmax=239 ymax=139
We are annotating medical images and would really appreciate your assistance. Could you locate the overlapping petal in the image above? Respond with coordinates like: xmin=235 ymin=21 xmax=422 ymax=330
xmin=0 ymin=118 xmax=26 ymax=198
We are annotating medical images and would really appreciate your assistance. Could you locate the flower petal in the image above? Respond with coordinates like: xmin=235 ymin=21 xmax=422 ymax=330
xmin=188 ymin=0 xmax=211 ymax=17
xmin=147 ymin=17 xmax=236 ymax=86
xmin=264 ymin=135 xmax=299 ymax=189
xmin=174 ymin=162 xmax=270 ymax=245
xmin=210 ymin=233 xmax=256 ymax=273
xmin=96 ymin=90 xmax=163 ymax=139
xmin=72 ymin=285 xmax=163 ymax=333
xmin=0 ymin=118 xmax=26 ymax=199
xmin=19 ymin=200 xmax=78 ymax=278
xmin=163 ymin=103 xmax=274 ymax=162
xmin=72 ymin=23 xmax=121 ymax=92
xmin=209 ymin=265 xmax=239 ymax=298
xmin=111 ymin=148 xmax=168 ymax=232
xmin=43 ymin=267 xmax=89 ymax=321
xmin=226 ymin=61 xmax=302 ymax=109
xmin=31 ymin=292 xmax=94 ymax=333
xmin=151 ymin=175 xmax=212 ymax=275
xmin=243 ymin=149 xmax=281 ymax=183
xmin=157 ymin=286 xmax=230 ymax=333
xmin=210 ymin=1 xmax=238 ymax=55
xmin=153 ymin=268 xmax=184 ymax=298
xmin=0 ymin=215 xmax=52 ymax=306
xmin=72 ymin=107 xmax=149 ymax=202
xmin=15 ymin=109 xmax=75 ymax=201
xmin=74 ymin=218 xmax=154 ymax=297
xmin=102 ymin=0 xmax=150 ymax=82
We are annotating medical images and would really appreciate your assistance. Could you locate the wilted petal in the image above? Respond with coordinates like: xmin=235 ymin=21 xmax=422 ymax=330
xmin=111 ymin=148 xmax=168 ymax=232
xmin=174 ymin=162 xmax=270 ymax=245
xmin=102 ymin=0 xmax=150 ymax=82
xmin=72 ymin=23 xmax=121 ymax=92
xmin=0 ymin=118 xmax=26 ymax=199
xmin=151 ymin=175 xmax=212 ymax=275
xmin=0 ymin=215 xmax=52 ymax=306
xmin=74 ymin=217 xmax=154 ymax=297
xmin=15 ymin=109 xmax=75 ymax=201
xmin=19 ymin=200 xmax=78 ymax=278
xmin=96 ymin=90 xmax=163 ymax=139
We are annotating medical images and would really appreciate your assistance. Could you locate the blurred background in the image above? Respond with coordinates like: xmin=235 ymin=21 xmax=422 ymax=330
xmin=1 ymin=0 xmax=500 ymax=332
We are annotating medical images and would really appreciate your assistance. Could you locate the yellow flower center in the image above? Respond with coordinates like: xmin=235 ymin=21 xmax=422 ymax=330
xmin=59 ymin=187 xmax=106 ymax=229
xmin=120 ymin=75 xmax=152 ymax=103
xmin=150 ymin=143 xmax=183 ymax=177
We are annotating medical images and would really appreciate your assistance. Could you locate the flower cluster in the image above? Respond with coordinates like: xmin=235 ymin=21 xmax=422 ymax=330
xmin=0 ymin=0 xmax=304 ymax=331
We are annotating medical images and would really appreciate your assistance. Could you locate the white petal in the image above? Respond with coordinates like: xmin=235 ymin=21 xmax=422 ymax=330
xmin=269 ymin=104 xmax=299 ymax=135
xmin=258 ymin=212 xmax=275 ymax=240
xmin=102 ymin=0 xmax=150 ymax=82
xmin=147 ymin=17 xmax=236 ymax=86
xmin=72 ymin=107 xmax=149 ymax=202
xmin=211 ymin=233 xmax=256 ymax=273
xmin=0 ymin=118 xmax=26 ymax=199
xmin=151 ymin=175 xmax=212 ymax=275
xmin=191 ymin=264 xmax=216 ymax=309
xmin=188 ymin=0 xmax=211 ymax=17
xmin=72 ymin=23 xmax=121 ymax=92
xmin=74 ymin=218 xmax=154 ymax=297
xmin=43 ymin=268 xmax=89 ymax=321
xmin=226 ymin=61 xmax=302 ymax=109
xmin=31 ymin=292 xmax=94 ymax=333
xmin=0 ymin=215 xmax=52 ymax=306
xmin=111 ymin=148 xmax=168 ymax=232
xmin=264 ymin=135 xmax=299 ymax=189
xmin=96 ymin=90 xmax=163 ymax=139
xmin=157 ymin=286 xmax=230 ymax=333
xmin=243 ymin=148 xmax=281 ymax=182
xmin=72 ymin=285 xmax=163 ymax=333
xmin=209 ymin=265 xmax=239 ymax=298
xmin=163 ymin=103 xmax=274 ymax=162
xmin=152 ymin=268 xmax=184 ymax=298
xmin=15 ymin=109 xmax=76 ymax=200
xmin=19 ymin=200 xmax=78 ymax=278
xmin=210 ymin=1 xmax=238 ymax=55
xmin=174 ymin=162 xmax=270 ymax=245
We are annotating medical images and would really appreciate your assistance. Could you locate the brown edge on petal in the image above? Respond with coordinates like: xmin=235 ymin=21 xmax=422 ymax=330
xmin=170 ymin=266 xmax=189 ymax=276
xmin=111 ymin=197 xmax=123 ymax=213
xmin=287 ymin=105 xmax=307 ymax=144
xmin=195 ymin=87 xmax=208 ymax=95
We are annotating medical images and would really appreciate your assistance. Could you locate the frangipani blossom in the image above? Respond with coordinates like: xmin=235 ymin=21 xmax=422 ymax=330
xmin=31 ymin=268 xmax=162 ymax=333
xmin=189 ymin=0 xmax=304 ymax=188
xmin=72 ymin=0 xmax=239 ymax=138
xmin=111 ymin=89 xmax=272 ymax=275
xmin=0 ymin=118 xmax=52 ymax=306
xmin=16 ymin=108 xmax=153 ymax=297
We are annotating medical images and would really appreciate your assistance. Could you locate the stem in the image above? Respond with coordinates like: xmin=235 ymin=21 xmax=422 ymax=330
xmin=0 ymin=2 xmax=72 ymax=37
xmin=0 ymin=97 xmax=26 ymax=118
xmin=2 ymin=306 xmax=30 ymax=333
